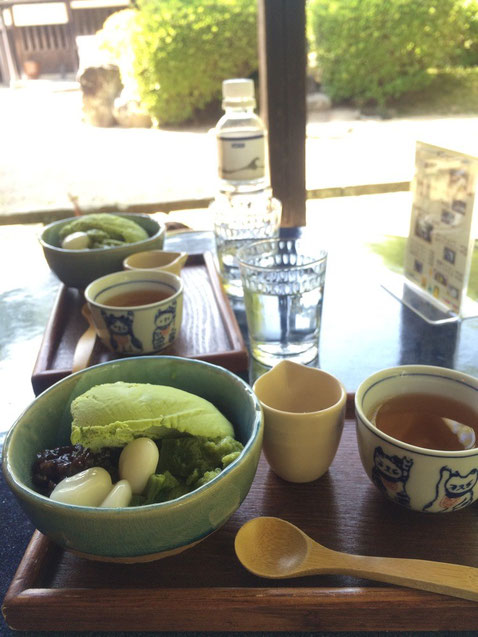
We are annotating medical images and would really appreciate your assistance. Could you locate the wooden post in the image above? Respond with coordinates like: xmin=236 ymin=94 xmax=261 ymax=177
xmin=257 ymin=0 xmax=307 ymax=227
xmin=0 ymin=9 xmax=19 ymax=84
xmin=64 ymin=0 xmax=79 ymax=73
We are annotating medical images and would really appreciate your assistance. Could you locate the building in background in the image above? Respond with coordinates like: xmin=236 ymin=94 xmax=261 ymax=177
xmin=0 ymin=0 xmax=128 ymax=84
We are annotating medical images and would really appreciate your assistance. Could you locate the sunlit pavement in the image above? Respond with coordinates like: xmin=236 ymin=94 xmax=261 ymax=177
xmin=1 ymin=79 xmax=477 ymax=220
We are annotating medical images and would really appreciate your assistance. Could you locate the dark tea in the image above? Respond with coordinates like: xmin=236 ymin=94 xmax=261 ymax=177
xmin=370 ymin=393 xmax=478 ymax=451
xmin=104 ymin=288 xmax=172 ymax=307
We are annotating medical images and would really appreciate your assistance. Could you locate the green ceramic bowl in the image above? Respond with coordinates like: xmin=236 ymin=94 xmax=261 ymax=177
xmin=40 ymin=213 xmax=166 ymax=289
xmin=2 ymin=357 xmax=263 ymax=562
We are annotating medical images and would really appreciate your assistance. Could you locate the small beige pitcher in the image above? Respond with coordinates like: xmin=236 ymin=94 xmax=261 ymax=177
xmin=253 ymin=360 xmax=346 ymax=483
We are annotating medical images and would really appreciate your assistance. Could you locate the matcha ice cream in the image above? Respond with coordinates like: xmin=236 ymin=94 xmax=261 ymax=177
xmin=70 ymin=381 xmax=235 ymax=451
xmin=33 ymin=381 xmax=243 ymax=506
xmin=138 ymin=435 xmax=243 ymax=504
xmin=59 ymin=213 xmax=148 ymax=249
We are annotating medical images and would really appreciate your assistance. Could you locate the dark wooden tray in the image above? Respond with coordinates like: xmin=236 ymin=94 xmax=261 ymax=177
xmin=4 ymin=401 xmax=478 ymax=632
xmin=31 ymin=252 xmax=248 ymax=395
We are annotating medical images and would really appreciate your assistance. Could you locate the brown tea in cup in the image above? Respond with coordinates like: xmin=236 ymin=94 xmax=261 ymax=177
xmin=103 ymin=288 xmax=172 ymax=307
xmin=370 ymin=393 xmax=478 ymax=451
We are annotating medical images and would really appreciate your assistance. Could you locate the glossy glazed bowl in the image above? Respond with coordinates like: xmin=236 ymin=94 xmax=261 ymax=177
xmin=355 ymin=365 xmax=478 ymax=513
xmin=2 ymin=357 xmax=263 ymax=561
xmin=40 ymin=213 xmax=166 ymax=289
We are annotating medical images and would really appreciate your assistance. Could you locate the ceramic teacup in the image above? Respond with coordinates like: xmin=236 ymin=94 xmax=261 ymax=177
xmin=123 ymin=250 xmax=188 ymax=276
xmin=355 ymin=365 xmax=478 ymax=513
xmin=84 ymin=269 xmax=183 ymax=355
xmin=253 ymin=360 xmax=347 ymax=482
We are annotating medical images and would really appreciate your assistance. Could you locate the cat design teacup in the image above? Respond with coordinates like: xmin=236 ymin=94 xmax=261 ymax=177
xmin=85 ymin=269 xmax=183 ymax=355
xmin=355 ymin=365 xmax=478 ymax=513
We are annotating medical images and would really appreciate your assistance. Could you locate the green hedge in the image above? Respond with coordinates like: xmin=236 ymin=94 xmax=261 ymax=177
xmin=307 ymin=0 xmax=474 ymax=107
xmin=454 ymin=0 xmax=478 ymax=66
xmin=130 ymin=0 xmax=258 ymax=124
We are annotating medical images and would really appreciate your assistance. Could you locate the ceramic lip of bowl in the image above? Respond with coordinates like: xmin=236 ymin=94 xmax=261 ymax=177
xmin=2 ymin=356 xmax=263 ymax=514
xmin=84 ymin=268 xmax=183 ymax=310
xmin=39 ymin=213 xmax=165 ymax=254
xmin=355 ymin=364 xmax=478 ymax=457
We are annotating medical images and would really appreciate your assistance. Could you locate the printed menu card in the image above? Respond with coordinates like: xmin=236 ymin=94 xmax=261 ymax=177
xmin=402 ymin=141 xmax=478 ymax=320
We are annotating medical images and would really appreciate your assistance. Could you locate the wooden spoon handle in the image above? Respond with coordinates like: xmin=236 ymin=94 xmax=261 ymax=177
xmin=328 ymin=550 xmax=478 ymax=602
xmin=72 ymin=304 xmax=96 ymax=373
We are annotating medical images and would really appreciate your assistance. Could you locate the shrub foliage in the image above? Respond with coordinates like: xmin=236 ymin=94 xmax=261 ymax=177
xmin=130 ymin=0 xmax=258 ymax=124
xmin=454 ymin=0 xmax=478 ymax=67
xmin=307 ymin=0 xmax=473 ymax=107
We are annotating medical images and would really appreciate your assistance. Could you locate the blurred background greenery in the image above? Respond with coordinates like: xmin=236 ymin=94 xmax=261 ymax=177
xmin=307 ymin=0 xmax=478 ymax=113
xmin=96 ymin=0 xmax=478 ymax=125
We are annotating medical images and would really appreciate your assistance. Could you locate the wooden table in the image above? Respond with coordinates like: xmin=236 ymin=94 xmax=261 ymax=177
xmin=5 ymin=398 xmax=478 ymax=632
xmin=2 ymin=227 xmax=478 ymax=635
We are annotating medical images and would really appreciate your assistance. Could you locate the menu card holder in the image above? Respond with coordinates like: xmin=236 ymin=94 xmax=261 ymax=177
xmin=383 ymin=141 xmax=478 ymax=324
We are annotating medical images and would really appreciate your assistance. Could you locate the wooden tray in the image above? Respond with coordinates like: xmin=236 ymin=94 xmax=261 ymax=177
xmin=4 ymin=400 xmax=478 ymax=632
xmin=31 ymin=252 xmax=248 ymax=395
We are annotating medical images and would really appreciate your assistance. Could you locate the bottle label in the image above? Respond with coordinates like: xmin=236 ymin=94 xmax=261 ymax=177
xmin=217 ymin=134 xmax=266 ymax=181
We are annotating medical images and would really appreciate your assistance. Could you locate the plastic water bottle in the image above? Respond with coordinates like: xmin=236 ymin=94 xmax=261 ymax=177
xmin=215 ymin=78 xmax=269 ymax=194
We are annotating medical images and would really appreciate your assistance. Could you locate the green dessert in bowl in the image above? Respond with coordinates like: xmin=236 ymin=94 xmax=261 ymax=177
xmin=58 ymin=213 xmax=149 ymax=249
xmin=3 ymin=357 xmax=263 ymax=561
xmin=40 ymin=213 xmax=166 ymax=289
xmin=34 ymin=381 xmax=244 ymax=507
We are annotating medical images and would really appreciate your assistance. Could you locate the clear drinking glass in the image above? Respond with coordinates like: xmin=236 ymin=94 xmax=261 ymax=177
xmin=212 ymin=191 xmax=281 ymax=297
xmin=237 ymin=238 xmax=327 ymax=367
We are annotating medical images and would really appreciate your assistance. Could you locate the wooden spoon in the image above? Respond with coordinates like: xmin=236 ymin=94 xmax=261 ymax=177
xmin=72 ymin=304 xmax=97 ymax=373
xmin=234 ymin=516 xmax=478 ymax=602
